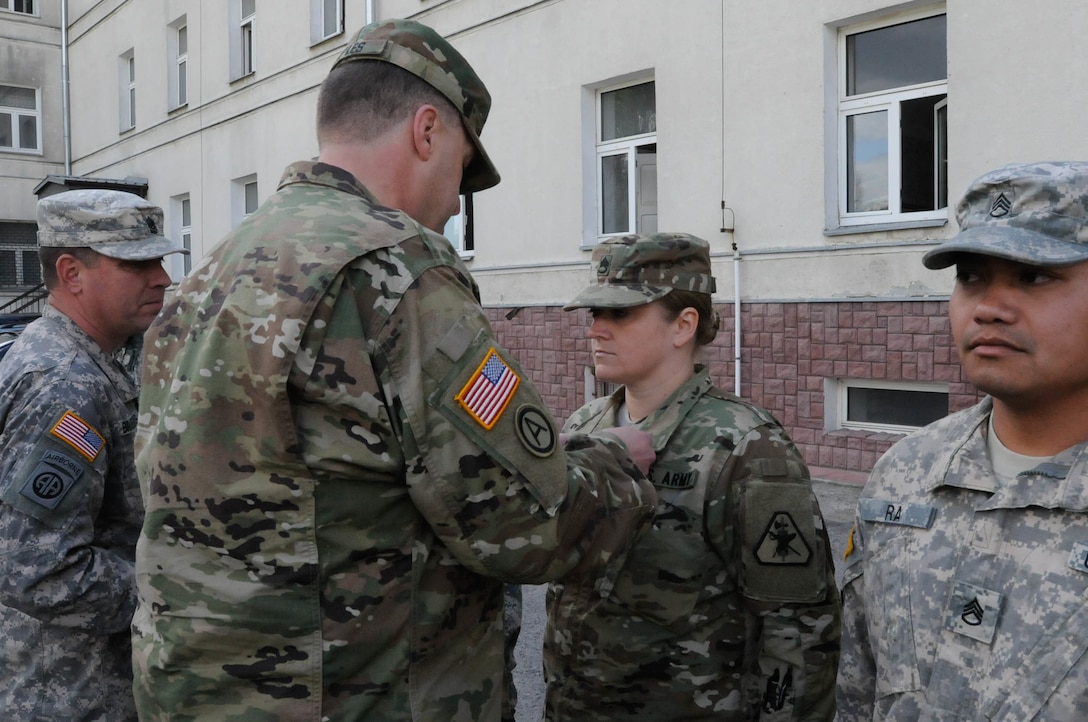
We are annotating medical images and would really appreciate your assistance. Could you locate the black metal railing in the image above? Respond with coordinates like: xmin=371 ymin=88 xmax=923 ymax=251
xmin=0 ymin=283 xmax=47 ymax=317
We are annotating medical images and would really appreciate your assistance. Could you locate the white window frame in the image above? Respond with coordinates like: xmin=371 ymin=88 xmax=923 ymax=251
xmin=442 ymin=195 xmax=474 ymax=259
xmin=229 ymin=0 xmax=256 ymax=81
xmin=836 ymin=10 xmax=948 ymax=228
xmin=0 ymin=0 xmax=36 ymax=16
xmin=826 ymin=378 xmax=949 ymax=433
xmin=0 ymin=84 xmax=41 ymax=154
xmin=119 ymin=50 xmax=136 ymax=131
xmin=594 ymin=79 xmax=657 ymax=241
xmin=168 ymin=18 xmax=188 ymax=110
xmin=310 ymin=0 xmax=344 ymax=45
xmin=168 ymin=194 xmax=193 ymax=282
xmin=232 ymin=174 xmax=258 ymax=227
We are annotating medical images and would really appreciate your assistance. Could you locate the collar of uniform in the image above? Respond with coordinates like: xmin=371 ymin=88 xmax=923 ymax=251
xmin=977 ymin=435 xmax=1088 ymax=512
xmin=637 ymin=365 xmax=714 ymax=452
xmin=276 ymin=160 xmax=379 ymax=205
xmin=40 ymin=305 xmax=140 ymax=398
xmin=924 ymin=397 xmax=994 ymax=495
xmin=927 ymin=397 xmax=1088 ymax=511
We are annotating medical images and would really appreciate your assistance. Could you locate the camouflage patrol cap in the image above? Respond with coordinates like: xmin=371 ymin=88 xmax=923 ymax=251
xmin=564 ymin=233 xmax=717 ymax=310
xmin=923 ymin=161 xmax=1088 ymax=269
xmin=37 ymin=189 xmax=187 ymax=261
xmin=332 ymin=19 xmax=500 ymax=195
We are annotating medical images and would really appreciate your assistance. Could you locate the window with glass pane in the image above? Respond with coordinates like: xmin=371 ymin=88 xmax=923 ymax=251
xmin=846 ymin=111 xmax=888 ymax=213
xmin=177 ymin=197 xmax=193 ymax=277
xmin=596 ymin=80 xmax=657 ymax=238
xmin=244 ymin=181 xmax=258 ymax=215
xmin=839 ymin=13 xmax=947 ymax=225
xmin=847 ymin=386 xmax=947 ymax=428
xmin=126 ymin=55 xmax=136 ymax=128
xmin=177 ymin=26 xmax=188 ymax=106
xmin=0 ymin=85 xmax=39 ymax=152
xmin=443 ymin=195 xmax=473 ymax=255
xmin=601 ymin=83 xmax=656 ymax=141
xmin=323 ymin=0 xmax=341 ymax=38
xmin=241 ymin=0 xmax=255 ymax=76
xmin=21 ymin=249 xmax=40 ymax=285
xmin=1 ymin=0 xmax=35 ymax=14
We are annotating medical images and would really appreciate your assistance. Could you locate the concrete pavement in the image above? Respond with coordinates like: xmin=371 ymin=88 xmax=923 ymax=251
xmin=511 ymin=476 xmax=865 ymax=721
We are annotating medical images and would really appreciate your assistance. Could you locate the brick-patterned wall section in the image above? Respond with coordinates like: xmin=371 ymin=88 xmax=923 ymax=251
xmin=486 ymin=300 xmax=984 ymax=476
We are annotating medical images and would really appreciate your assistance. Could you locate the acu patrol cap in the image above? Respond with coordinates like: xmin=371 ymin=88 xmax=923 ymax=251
xmin=332 ymin=18 xmax=500 ymax=195
xmin=37 ymin=189 xmax=188 ymax=261
xmin=923 ymin=161 xmax=1088 ymax=269
xmin=564 ymin=233 xmax=717 ymax=310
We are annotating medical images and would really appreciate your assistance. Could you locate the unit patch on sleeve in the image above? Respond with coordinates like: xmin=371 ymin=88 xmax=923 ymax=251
xmin=19 ymin=448 xmax=85 ymax=510
xmin=50 ymin=410 xmax=105 ymax=462
xmin=755 ymin=511 xmax=813 ymax=566
xmin=515 ymin=404 xmax=557 ymax=457
xmin=455 ymin=348 xmax=520 ymax=429
xmin=742 ymin=480 xmax=826 ymax=602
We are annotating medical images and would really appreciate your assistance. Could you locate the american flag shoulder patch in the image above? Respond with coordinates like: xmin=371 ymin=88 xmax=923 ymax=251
xmin=50 ymin=411 xmax=105 ymax=462
xmin=455 ymin=348 xmax=521 ymax=430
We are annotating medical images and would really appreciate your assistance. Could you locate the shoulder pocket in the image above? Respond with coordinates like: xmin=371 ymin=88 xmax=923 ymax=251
xmin=423 ymin=319 xmax=566 ymax=512
xmin=740 ymin=469 xmax=829 ymax=603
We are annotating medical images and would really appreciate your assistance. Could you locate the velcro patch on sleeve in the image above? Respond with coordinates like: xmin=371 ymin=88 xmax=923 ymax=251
xmin=50 ymin=410 xmax=105 ymax=462
xmin=1 ymin=435 xmax=95 ymax=525
xmin=455 ymin=348 xmax=520 ymax=430
xmin=741 ymin=479 xmax=827 ymax=603
xmin=427 ymin=330 xmax=565 ymax=512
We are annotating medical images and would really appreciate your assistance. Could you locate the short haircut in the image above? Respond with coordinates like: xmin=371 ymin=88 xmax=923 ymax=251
xmin=39 ymin=246 xmax=100 ymax=291
xmin=316 ymin=61 xmax=461 ymax=146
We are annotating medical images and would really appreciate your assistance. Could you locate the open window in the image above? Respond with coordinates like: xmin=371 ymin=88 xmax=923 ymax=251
xmin=837 ymin=12 xmax=947 ymax=227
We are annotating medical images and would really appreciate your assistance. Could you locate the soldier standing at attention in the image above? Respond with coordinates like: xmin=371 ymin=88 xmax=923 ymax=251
xmin=544 ymin=233 xmax=841 ymax=720
xmin=0 ymin=189 xmax=185 ymax=720
xmin=838 ymin=161 xmax=1088 ymax=720
xmin=132 ymin=19 xmax=657 ymax=722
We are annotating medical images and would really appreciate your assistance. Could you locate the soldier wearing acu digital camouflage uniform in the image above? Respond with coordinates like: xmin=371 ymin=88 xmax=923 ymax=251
xmin=838 ymin=161 xmax=1088 ymax=721
xmin=133 ymin=19 xmax=657 ymax=722
xmin=0 ymin=189 xmax=185 ymax=721
xmin=544 ymin=234 xmax=842 ymax=720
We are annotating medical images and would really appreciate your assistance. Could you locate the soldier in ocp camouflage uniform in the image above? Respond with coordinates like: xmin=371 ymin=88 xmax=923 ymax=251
xmin=133 ymin=19 xmax=657 ymax=722
xmin=838 ymin=161 xmax=1088 ymax=720
xmin=544 ymin=234 xmax=841 ymax=720
xmin=0 ymin=190 xmax=185 ymax=721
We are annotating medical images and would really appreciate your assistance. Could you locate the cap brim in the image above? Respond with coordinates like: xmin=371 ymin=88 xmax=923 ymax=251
xmin=563 ymin=283 xmax=670 ymax=311
xmin=92 ymin=236 xmax=189 ymax=261
xmin=460 ymin=123 xmax=500 ymax=194
xmin=923 ymin=225 xmax=1088 ymax=269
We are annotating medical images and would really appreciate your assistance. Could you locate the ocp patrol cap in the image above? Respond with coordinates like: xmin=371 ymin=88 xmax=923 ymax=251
xmin=564 ymin=233 xmax=717 ymax=310
xmin=924 ymin=161 xmax=1088 ymax=269
xmin=36 ymin=189 xmax=188 ymax=261
xmin=332 ymin=18 xmax=500 ymax=194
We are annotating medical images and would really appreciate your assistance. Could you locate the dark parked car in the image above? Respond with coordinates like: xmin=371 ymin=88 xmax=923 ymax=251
xmin=0 ymin=313 xmax=39 ymax=363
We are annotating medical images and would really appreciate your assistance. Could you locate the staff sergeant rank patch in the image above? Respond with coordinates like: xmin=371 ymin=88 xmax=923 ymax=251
xmin=455 ymin=348 xmax=520 ymax=430
xmin=51 ymin=410 xmax=105 ymax=462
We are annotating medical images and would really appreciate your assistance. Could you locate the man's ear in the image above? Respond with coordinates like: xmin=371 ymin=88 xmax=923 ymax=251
xmin=54 ymin=253 xmax=85 ymax=295
xmin=411 ymin=104 xmax=442 ymax=161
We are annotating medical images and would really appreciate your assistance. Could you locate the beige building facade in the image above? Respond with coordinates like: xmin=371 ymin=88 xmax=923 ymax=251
xmin=3 ymin=0 xmax=1088 ymax=474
